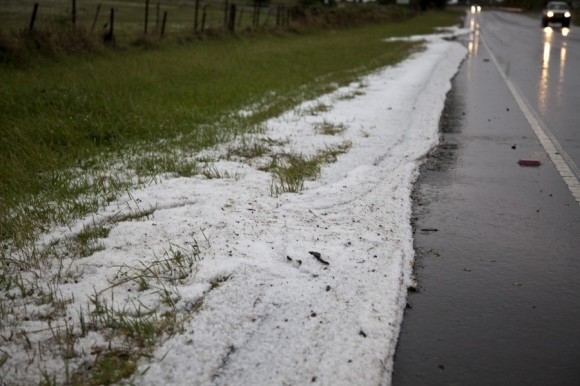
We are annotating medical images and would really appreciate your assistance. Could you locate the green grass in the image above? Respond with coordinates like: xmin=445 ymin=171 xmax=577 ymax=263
xmin=0 ymin=6 xmax=466 ymax=251
xmin=0 ymin=9 xmax=463 ymax=247
xmin=269 ymin=141 xmax=352 ymax=196
xmin=314 ymin=120 xmax=348 ymax=135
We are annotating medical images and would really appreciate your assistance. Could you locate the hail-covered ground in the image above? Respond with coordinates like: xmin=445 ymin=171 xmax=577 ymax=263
xmin=0 ymin=29 xmax=467 ymax=385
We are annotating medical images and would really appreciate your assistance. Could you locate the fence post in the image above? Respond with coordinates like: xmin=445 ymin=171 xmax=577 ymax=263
xmin=194 ymin=0 xmax=200 ymax=32
xmin=29 ymin=3 xmax=39 ymax=33
xmin=111 ymin=8 xmax=115 ymax=37
xmin=72 ymin=0 xmax=76 ymax=28
xmin=201 ymin=5 xmax=207 ymax=33
xmin=252 ymin=4 xmax=257 ymax=27
xmin=160 ymin=11 xmax=167 ymax=37
xmin=104 ymin=8 xmax=115 ymax=43
xmin=144 ymin=0 xmax=150 ymax=34
xmin=91 ymin=4 xmax=101 ymax=32
xmin=224 ymin=0 xmax=229 ymax=28
xmin=228 ymin=4 xmax=236 ymax=33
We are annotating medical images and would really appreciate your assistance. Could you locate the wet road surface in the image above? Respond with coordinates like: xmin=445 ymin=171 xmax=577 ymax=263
xmin=479 ymin=10 xmax=580 ymax=172
xmin=392 ymin=10 xmax=580 ymax=386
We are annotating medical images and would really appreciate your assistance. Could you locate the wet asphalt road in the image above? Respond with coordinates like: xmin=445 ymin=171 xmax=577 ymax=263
xmin=392 ymin=10 xmax=580 ymax=386
xmin=479 ymin=10 xmax=580 ymax=171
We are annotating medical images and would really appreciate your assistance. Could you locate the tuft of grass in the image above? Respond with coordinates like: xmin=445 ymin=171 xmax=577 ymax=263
xmin=227 ymin=139 xmax=270 ymax=160
xmin=270 ymin=154 xmax=318 ymax=195
xmin=108 ymin=242 xmax=201 ymax=292
xmin=318 ymin=141 xmax=353 ymax=163
xmin=87 ymin=296 xmax=162 ymax=347
xmin=71 ymin=224 xmax=110 ymax=258
xmin=314 ymin=120 xmax=348 ymax=135
xmin=338 ymin=89 xmax=366 ymax=101
xmin=202 ymin=165 xmax=240 ymax=180
xmin=269 ymin=141 xmax=352 ymax=196
xmin=260 ymin=137 xmax=290 ymax=147
xmin=131 ymin=153 xmax=200 ymax=178
xmin=73 ymin=349 xmax=139 ymax=386
xmin=209 ymin=275 xmax=232 ymax=292
xmin=110 ymin=205 xmax=156 ymax=224
xmin=306 ymin=102 xmax=331 ymax=116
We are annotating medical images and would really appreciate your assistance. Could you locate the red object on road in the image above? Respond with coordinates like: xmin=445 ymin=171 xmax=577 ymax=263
xmin=517 ymin=159 xmax=541 ymax=167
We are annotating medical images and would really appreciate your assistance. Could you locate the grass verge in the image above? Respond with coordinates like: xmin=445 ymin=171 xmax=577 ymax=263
xmin=0 ymin=10 xmax=462 ymax=246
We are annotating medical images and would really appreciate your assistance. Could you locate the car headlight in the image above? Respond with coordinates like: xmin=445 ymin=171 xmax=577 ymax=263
xmin=547 ymin=11 xmax=554 ymax=17
xmin=564 ymin=11 xmax=571 ymax=18
xmin=477 ymin=5 xmax=481 ymax=12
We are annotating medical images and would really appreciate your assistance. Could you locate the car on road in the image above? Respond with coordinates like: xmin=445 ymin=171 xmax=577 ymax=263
xmin=542 ymin=1 xmax=572 ymax=28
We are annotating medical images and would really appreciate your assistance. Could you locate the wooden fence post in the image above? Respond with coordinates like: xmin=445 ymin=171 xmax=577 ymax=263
xmin=252 ymin=4 xmax=257 ymax=27
xmin=104 ymin=8 xmax=115 ymax=43
xmin=144 ymin=0 xmax=150 ymax=34
xmin=228 ymin=4 xmax=236 ymax=33
xmin=91 ymin=4 xmax=101 ymax=32
xmin=194 ymin=0 xmax=200 ymax=32
xmin=111 ymin=8 xmax=115 ymax=37
xmin=201 ymin=5 xmax=207 ymax=33
xmin=224 ymin=0 xmax=229 ymax=28
xmin=160 ymin=11 xmax=167 ymax=37
xmin=72 ymin=0 xmax=76 ymax=28
xmin=29 ymin=3 xmax=39 ymax=33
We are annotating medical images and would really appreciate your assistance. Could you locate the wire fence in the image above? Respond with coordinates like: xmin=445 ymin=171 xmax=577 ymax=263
xmin=0 ymin=0 xmax=297 ymax=42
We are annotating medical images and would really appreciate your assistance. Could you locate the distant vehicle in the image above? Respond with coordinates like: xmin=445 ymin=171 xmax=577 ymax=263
xmin=542 ymin=1 xmax=572 ymax=28
xmin=471 ymin=4 xmax=481 ymax=13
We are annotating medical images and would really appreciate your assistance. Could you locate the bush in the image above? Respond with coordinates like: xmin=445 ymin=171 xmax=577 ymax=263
xmin=0 ymin=26 xmax=100 ymax=66
xmin=293 ymin=3 xmax=413 ymax=30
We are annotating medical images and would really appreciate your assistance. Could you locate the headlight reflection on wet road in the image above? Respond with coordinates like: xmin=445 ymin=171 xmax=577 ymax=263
xmin=538 ymin=26 xmax=568 ymax=115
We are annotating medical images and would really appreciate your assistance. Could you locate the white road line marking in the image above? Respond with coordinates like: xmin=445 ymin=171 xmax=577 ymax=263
xmin=480 ymin=31 xmax=580 ymax=205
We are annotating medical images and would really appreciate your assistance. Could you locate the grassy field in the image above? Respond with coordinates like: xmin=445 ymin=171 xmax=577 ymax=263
xmin=0 ymin=9 xmax=463 ymax=247
xmin=0 ymin=9 xmax=463 ymax=384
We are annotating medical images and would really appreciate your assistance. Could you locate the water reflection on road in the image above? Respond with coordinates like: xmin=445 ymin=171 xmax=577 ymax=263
xmin=539 ymin=27 xmax=569 ymax=115
xmin=468 ymin=14 xmax=480 ymax=58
